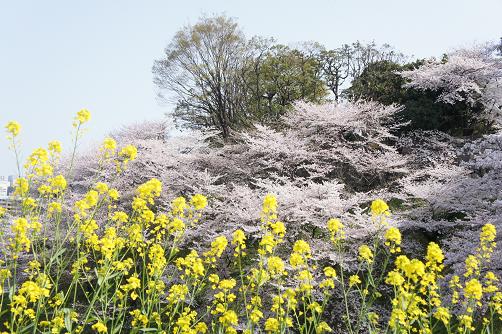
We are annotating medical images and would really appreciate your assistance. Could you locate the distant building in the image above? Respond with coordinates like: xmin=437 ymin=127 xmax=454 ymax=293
xmin=0 ymin=175 xmax=21 ymax=215
xmin=7 ymin=175 xmax=15 ymax=196
xmin=0 ymin=176 xmax=9 ymax=198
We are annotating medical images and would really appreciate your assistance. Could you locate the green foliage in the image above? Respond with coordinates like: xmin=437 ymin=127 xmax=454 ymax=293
xmin=154 ymin=15 xmax=407 ymax=136
xmin=153 ymin=16 xmax=328 ymax=136
xmin=244 ymin=44 xmax=327 ymax=122
xmin=346 ymin=60 xmax=488 ymax=136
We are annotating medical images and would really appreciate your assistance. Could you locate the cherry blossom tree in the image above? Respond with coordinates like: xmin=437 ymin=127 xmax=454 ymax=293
xmin=400 ymin=43 xmax=502 ymax=128
xmin=63 ymin=100 xmax=502 ymax=285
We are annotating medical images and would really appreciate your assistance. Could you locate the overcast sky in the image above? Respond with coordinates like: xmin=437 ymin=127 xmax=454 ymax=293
xmin=0 ymin=0 xmax=500 ymax=176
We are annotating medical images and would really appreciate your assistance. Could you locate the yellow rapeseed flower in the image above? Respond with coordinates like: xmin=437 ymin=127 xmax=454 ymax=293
xmin=167 ymin=284 xmax=189 ymax=304
xmin=48 ymin=140 xmax=62 ymax=153
xmin=119 ymin=144 xmax=138 ymax=161
xmin=370 ymin=198 xmax=389 ymax=216
xmin=171 ymin=196 xmax=187 ymax=215
xmin=327 ymin=218 xmax=345 ymax=242
xmin=175 ymin=250 xmax=205 ymax=279
xmin=50 ymin=175 xmax=67 ymax=193
xmin=136 ymin=178 xmax=162 ymax=204
xmin=358 ymin=244 xmax=374 ymax=263
xmin=5 ymin=121 xmax=21 ymax=137
xmin=402 ymin=259 xmax=425 ymax=282
xmin=218 ymin=278 xmax=236 ymax=291
xmin=231 ymin=229 xmax=246 ymax=256
xmin=111 ymin=211 xmax=128 ymax=223
xmin=349 ymin=274 xmax=361 ymax=287
xmin=426 ymin=242 xmax=444 ymax=266
xmin=464 ymin=278 xmax=483 ymax=301
xmin=204 ymin=236 xmax=228 ymax=265
xmin=94 ymin=182 xmax=109 ymax=194
xmin=102 ymin=137 xmax=117 ymax=150
xmin=75 ymin=109 xmax=91 ymax=125
xmin=259 ymin=233 xmax=276 ymax=255
xmin=25 ymin=148 xmax=48 ymax=167
xmin=264 ymin=317 xmax=280 ymax=332
xmin=48 ymin=202 xmax=62 ymax=216
xmin=386 ymin=271 xmax=405 ymax=286
xmin=293 ymin=239 xmax=311 ymax=255
xmin=479 ymin=223 xmax=497 ymax=261
xmin=384 ymin=227 xmax=401 ymax=253
xmin=458 ymin=315 xmax=475 ymax=332
xmin=147 ymin=243 xmax=167 ymax=276
xmin=269 ymin=221 xmax=286 ymax=238
xmin=316 ymin=321 xmax=332 ymax=333
xmin=108 ymin=188 xmax=119 ymax=201
xmin=100 ymin=137 xmax=117 ymax=158
xmin=262 ymin=194 xmax=277 ymax=215
xmin=480 ymin=224 xmax=496 ymax=243
xmin=11 ymin=217 xmax=31 ymax=253
xmin=464 ymin=255 xmax=479 ymax=278
xmin=14 ymin=177 xmax=29 ymax=196
xmin=190 ymin=194 xmax=208 ymax=210
xmin=434 ymin=307 xmax=451 ymax=326
xmin=130 ymin=309 xmax=149 ymax=327
xmin=323 ymin=266 xmax=337 ymax=278
xmin=289 ymin=253 xmax=305 ymax=268
xmin=218 ymin=310 xmax=238 ymax=327
xmin=267 ymin=256 xmax=286 ymax=277
xmin=250 ymin=309 xmax=263 ymax=323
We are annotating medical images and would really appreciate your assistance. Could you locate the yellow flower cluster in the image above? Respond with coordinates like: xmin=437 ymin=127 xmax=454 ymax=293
xmin=327 ymin=218 xmax=345 ymax=243
xmin=5 ymin=121 xmax=21 ymax=137
xmin=289 ymin=239 xmax=312 ymax=268
xmin=117 ymin=144 xmax=138 ymax=171
xmin=384 ymin=227 xmax=401 ymax=253
xmin=382 ymin=223 xmax=502 ymax=333
xmin=371 ymin=198 xmax=390 ymax=225
xmin=3 ymin=116 xmax=502 ymax=334
xmin=37 ymin=174 xmax=67 ymax=196
xmin=231 ymin=229 xmax=246 ymax=257
xmin=190 ymin=193 xmax=208 ymax=210
xmin=479 ymin=223 xmax=497 ymax=261
xmin=100 ymin=137 xmax=117 ymax=158
xmin=74 ymin=108 xmax=91 ymax=126
xmin=176 ymin=250 xmax=205 ymax=280
xmin=371 ymin=198 xmax=390 ymax=216
xmin=257 ymin=195 xmax=286 ymax=256
xmin=10 ymin=217 xmax=41 ymax=256
xmin=211 ymin=276 xmax=238 ymax=333
xmin=136 ymin=178 xmax=162 ymax=204
xmin=10 ymin=273 xmax=51 ymax=319
xmin=91 ymin=321 xmax=107 ymax=333
xmin=48 ymin=140 xmax=62 ymax=154
xmin=204 ymin=235 xmax=228 ymax=266
xmin=358 ymin=244 xmax=374 ymax=264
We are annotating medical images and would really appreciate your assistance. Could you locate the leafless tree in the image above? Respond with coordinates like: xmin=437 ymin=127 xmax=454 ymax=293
xmin=319 ymin=45 xmax=352 ymax=101
xmin=153 ymin=15 xmax=250 ymax=138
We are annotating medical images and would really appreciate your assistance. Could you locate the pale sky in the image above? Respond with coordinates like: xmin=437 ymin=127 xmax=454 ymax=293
xmin=1 ymin=0 xmax=501 ymax=176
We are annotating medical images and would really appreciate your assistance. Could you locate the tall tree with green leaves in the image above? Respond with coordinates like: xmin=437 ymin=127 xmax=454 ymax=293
xmin=240 ymin=36 xmax=275 ymax=122
xmin=153 ymin=15 xmax=406 ymax=135
xmin=244 ymin=44 xmax=328 ymax=122
xmin=346 ymin=60 xmax=485 ymax=135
